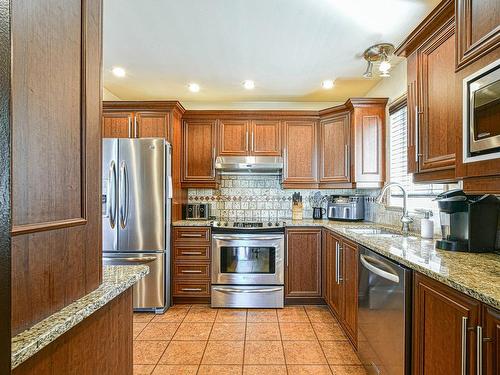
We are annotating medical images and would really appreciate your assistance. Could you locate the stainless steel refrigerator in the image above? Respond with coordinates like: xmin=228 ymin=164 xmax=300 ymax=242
xmin=102 ymin=138 xmax=172 ymax=313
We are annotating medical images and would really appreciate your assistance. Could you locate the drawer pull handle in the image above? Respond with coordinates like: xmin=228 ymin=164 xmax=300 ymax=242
xmin=181 ymin=288 xmax=202 ymax=292
xmin=181 ymin=251 xmax=202 ymax=255
xmin=180 ymin=233 xmax=204 ymax=237
xmin=181 ymin=270 xmax=202 ymax=273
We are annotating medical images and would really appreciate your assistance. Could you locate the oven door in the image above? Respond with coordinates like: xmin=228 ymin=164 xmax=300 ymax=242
xmin=212 ymin=233 xmax=284 ymax=285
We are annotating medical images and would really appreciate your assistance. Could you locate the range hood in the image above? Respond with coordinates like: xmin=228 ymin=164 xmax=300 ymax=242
xmin=215 ymin=156 xmax=283 ymax=175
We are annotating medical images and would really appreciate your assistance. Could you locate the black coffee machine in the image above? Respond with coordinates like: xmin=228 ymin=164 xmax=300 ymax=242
xmin=435 ymin=189 xmax=499 ymax=252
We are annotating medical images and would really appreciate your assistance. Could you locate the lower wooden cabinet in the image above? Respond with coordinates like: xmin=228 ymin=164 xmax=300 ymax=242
xmin=172 ymin=227 xmax=211 ymax=301
xmin=483 ymin=305 xmax=500 ymax=375
xmin=324 ymin=230 xmax=343 ymax=317
xmin=285 ymin=228 xmax=322 ymax=299
xmin=342 ymin=240 xmax=358 ymax=343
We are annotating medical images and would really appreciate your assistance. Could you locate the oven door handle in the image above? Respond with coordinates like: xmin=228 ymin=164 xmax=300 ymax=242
xmin=212 ymin=287 xmax=282 ymax=294
xmin=213 ymin=235 xmax=284 ymax=241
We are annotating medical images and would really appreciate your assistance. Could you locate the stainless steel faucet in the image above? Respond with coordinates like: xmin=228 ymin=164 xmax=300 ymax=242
xmin=377 ymin=182 xmax=414 ymax=236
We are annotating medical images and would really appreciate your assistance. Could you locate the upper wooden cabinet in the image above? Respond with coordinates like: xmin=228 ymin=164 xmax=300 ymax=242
xmin=285 ymin=228 xmax=322 ymax=300
xmin=218 ymin=119 xmax=281 ymax=156
xmin=482 ymin=305 xmax=500 ymax=375
xmin=456 ymin=0 xmax=500 ymax=70
xmin=318 ymin=98 xmax=386 ymax=189
xmin=251 ymin=120 xmax=281 ymax=156
xmin=135 ymin=112 xmax=169 ymax=138
xmin=282 ymin=120 xmax=318 ymax=188
xmin=181 ymin=119 xmax=218 ymax=188
xmin=102 ymin=112 xmax=133 ymax=138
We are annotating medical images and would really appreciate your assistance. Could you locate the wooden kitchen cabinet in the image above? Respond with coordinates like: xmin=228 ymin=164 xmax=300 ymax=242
xmin=218 ymin=119 xmax=250 ymax=155
xmin=135 ymin=111 xmax=169 ymax=138
xmin=181 ymin=119 xmax=218 ymax=188
xmin=413 ymin=272 xmax=480 ymax=375
xmin=482 ymin=305 xmax=499 ymax=375
xmin=102 ymin=112 xmax=133 ymax=138
xmin=324 ymin=230 xmax=343 ymax=318
xmin=282 ymin=120 xmax=318 ymax=188
xmin=319 ymin=112 xmax=350 ymax=185
xmin=285 ymin=228 xmax=322 ymax=300
xmin=251 ymin=120 xmax=281 ymax=155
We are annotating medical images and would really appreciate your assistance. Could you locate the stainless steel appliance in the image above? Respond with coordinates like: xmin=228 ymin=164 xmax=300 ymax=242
xmin=102 ymin=138 xmax=172 ymax=313
xmin=211 ymin=221 xmax=285 ymax=308
xmin=463 ymin=58 xmax=500 ymax=163
xmin=327 ymin=195 xmax=365 ymax=221
xmin=435 ymin=189 xmax=499 ymax=252
xmin=183 ymin=203 xmax=210 ymax=220
xmin=358 ymin=246 xmax=412 ymax=375
xmin=215 ymin=156 xmax=283 ymax=175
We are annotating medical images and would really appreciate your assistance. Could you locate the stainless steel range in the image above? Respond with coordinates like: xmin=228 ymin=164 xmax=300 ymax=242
xmin=211 ymin=221 xmax=285 ymax=308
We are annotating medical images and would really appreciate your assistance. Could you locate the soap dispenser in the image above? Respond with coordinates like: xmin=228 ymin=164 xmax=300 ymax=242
xmin=420 ymin=210 xmax=434 ymax=239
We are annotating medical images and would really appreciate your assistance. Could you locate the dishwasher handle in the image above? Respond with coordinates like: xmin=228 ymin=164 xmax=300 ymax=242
xmin=360 ymin=254 xmax=400 ymax=283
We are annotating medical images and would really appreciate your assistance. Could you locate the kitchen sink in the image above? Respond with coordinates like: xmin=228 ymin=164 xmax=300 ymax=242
xmin=347 ymin=228 xmax=397 ymax=235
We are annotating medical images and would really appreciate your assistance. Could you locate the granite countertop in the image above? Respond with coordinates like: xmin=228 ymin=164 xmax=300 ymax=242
xmin=11 ymin=265 xmax=149 ymax=369
xmin=172 ymin=218 xmax=500 ymax=309
xmin=172 ymin=220 xmax=212 ymax=226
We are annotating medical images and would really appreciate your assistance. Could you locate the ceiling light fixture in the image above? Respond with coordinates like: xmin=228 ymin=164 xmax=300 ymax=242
xmin=362 ymin=43 xmax=395 ymax=78
xmin=112 ymin=66 xmax=126 ymax=78
xmin=321 ymin=79 xmax=335 ymax=89
xmin=188 ymin=83 xmax=200 ymax=92
xmin=243 ymin=80 xmax=255 ymax=90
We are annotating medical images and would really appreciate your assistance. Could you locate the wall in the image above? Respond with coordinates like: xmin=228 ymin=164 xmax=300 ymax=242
xmin=365 ymin=60 xmax=407 ymax=102
xmin=103 ymin=87 xmax=121 ymax=101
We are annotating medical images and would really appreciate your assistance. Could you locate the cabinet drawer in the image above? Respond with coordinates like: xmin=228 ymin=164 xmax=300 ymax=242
xmin=173 ymin=280 xmax=210 ymax=297
xmin=173 ymin=245 xmax=210 ymax=261
xmin=173 ymin=263 xmax=210 ymax=279
xmin=173 ymin=227 xmax=210 ymax=242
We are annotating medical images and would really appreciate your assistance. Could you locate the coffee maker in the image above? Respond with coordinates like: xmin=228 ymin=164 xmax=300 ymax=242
xmin=435 ymin=189 xmax=499 ymax=252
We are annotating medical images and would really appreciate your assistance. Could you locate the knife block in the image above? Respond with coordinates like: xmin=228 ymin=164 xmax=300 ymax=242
xmin=292 ymin=202 xmax=303 ymax=220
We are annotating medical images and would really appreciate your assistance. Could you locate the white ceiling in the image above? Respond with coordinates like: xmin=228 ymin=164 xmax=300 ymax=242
xmin=103 ymin=0 xmax=440 ymax=104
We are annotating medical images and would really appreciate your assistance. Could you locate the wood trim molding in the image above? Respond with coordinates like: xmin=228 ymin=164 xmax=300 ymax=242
xmin=388 ymin=94 xmax=407 ymax=114
xmin=11 ymin=218 xmax=88 ymax=236
xmin=0 ymin=0 xmax=12 ymax=370
xmin=395 ymin=0 xmax=454 ymax=57
xmin=183 ymin=109 xmax=319 ymax=120
xmin=103 ymin=100 xmax=186 ymax=114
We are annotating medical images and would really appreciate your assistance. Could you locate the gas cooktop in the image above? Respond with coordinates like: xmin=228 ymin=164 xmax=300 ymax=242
xmin=211 ymin=221 xmax=286 ymax=229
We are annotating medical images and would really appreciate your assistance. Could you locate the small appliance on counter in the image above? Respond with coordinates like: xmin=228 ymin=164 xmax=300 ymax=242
xmin=327 ymin=195 xmax=365 ymax=221
xmin=183 ymin=203 xmax=210 ymax=220
xmin=309 ymin=192 xmax=327 ymax=219
xmin=292 ymin=192 xmax=303 ymax=220
xmin=435 ymin=189 xmax=500 ymax=252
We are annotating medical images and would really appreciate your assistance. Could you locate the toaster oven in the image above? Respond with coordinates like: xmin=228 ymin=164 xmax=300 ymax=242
xmin=327 ymin=196 xmax=365 ymax=221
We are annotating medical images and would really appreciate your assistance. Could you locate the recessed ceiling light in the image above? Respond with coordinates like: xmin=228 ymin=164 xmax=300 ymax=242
xmin=112 ymin=66 xmax=126 ymax=78
xmin=321 ymin=79 xmax=335 ymax=89
xmin=243 ymin=80 xmax=255 ymax=90
xmin=188 ymin=83 xmax=200 ymax=92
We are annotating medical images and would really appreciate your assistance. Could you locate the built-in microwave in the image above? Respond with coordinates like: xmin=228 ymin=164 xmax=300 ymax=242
xmin=463 ymin=58 xmax=500 ymax=163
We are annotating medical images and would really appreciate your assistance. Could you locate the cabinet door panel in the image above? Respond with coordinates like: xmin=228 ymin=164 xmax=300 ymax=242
xmin=102 ymin=112 xmax=133 ymax=138
xmin=251 ymin=120 xmax=281 ymax=155
xmin=135 ymin=112 xmax=169 ymax=139
xmin=418 ymin=20 xmax=457 ymax=174
xmin=319 ymin=114 xmax=350 ymax=184
xmin=182 ymin=120 xmax=216 ymax=183
xmin=413 ymin=273 xmax=480 ymax=375
xmin=285 ymin=229 xmax=322 ymax=298
xmin=327 ymin=232 xmax=343 ymax=317
xmin=483 ymin=305 xmax=499 ymax=375
xmin=219 ymin=120 xmax=249 ymax=155
xmin=407 ymin=52 xmax=418 ymax=174
xmin=342 ymin=240 xmax=358 ymax=345
xmin=283 ymin=121 xmax=318 ymax=185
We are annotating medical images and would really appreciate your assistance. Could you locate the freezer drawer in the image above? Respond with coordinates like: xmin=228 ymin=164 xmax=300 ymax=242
xmin=103 ymin=252 xmax=168 ymax=312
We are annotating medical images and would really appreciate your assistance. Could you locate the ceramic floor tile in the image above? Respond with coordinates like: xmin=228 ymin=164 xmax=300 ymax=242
xmin=133 ymin=322 xmax=148 ymax=339
xmin=243 ymin=365 xmax=287 ymax=375
xmin=287 ymin=365 xmax=333 ymax=375
xmin=210 ymin=323 xmax=246 ymax=341
xmin=246 ymin=309 xmax=278 ymax=322
xmin=152 ymin=308 xmax=189 ymax=323
xmin=244 ymin=341 xmax=285 ymax=365
xmin=216 ymin=309 xmax=247 ymax=322
xmin=136 ymin=322 xmax=180 ymax=341
xmin=183 ymin=308 xmax=218 ymax=322
xmin=305 ymin=307 xmax=337 ymax=324
xmin=134 ymin=312 xmax=156 ymax=323
xmin=277 ymin=307 xmax=309 ymax=323
xmin=198 ymin=365 xmax=243 ymax=375
xmin=158 ymin=340 xmax=207 ymax=365
xmin=320 ymin=341 xmax=361 ymax=365
xmin=172 ymin=322 xmax=213 ymax=341
xmin=133 ymin=340 xmax=169 ymax=364
xmin=279 ymin=322 xmax=316 ymax=341
xmin=202 ymin=340 xmax=245 ymax=364
xmin=133 ymin=364 xmax=155 ymax=375
xmin=152 ymin=365 xmax=198 ymax=375
xmin=246 ymin=322 xmax=281 ymax=341
xmin=282 ymin=341 xmax=327 ymax=365
xmin=312 ymin=323 xmax=347 ymax=341
xmin=330 ymin=365 xmax=367 ymax=375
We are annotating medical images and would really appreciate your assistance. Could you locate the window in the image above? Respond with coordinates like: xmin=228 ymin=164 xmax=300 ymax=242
xmin=388 ymin=97 xmax=456 ymax=211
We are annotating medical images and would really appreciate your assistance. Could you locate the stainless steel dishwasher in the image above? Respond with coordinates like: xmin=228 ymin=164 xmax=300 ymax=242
xmin=358 ymin=246 xmax=412 ymax=375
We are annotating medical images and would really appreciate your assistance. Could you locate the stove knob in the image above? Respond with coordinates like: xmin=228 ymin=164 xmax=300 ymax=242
xmin=224 ymin=222 xmax=228 ymax=227
xmin=267 ymin=222 xmax=272 ymax=227
xmin=275 ymin=222 xmax=280 ymax=226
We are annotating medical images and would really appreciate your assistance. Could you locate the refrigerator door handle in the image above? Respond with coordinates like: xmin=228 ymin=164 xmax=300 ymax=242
xmin=107 ymin=160 xmax=117 ymax=228
xmin=119 ymin=161 xmax=129 ymax=229
xmin=167 ymin=176 xmax=173 ymax=199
